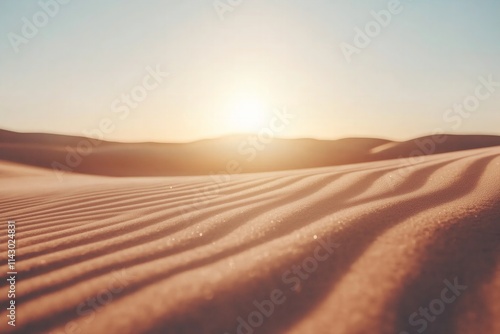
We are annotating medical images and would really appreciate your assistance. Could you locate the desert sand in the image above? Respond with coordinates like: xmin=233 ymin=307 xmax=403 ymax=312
xmin=0 ymin=137 xmax=499 ymax=333
xmin=2 ymin=129 xmax=500 ymax=176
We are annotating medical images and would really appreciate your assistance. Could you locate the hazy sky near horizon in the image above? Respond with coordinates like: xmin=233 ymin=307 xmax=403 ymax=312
xmin=0 ymin=0 xmax=499 ymax=142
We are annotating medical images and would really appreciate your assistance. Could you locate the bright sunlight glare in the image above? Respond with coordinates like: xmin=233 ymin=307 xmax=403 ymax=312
xmin=228 ymin=97 xmax=269 ymax=133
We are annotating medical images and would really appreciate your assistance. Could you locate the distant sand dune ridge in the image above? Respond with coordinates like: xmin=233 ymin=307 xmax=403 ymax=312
xmin=2 ymin=129 xmax=500 ymax=177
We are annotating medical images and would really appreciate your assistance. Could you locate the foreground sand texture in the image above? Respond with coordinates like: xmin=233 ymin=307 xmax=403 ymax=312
xmin=1 ymin=146 xmax=499 ymax=333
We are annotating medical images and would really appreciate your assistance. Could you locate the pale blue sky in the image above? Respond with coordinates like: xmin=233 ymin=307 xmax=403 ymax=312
xmin=0 ymin=0 xmax=499 ymax=142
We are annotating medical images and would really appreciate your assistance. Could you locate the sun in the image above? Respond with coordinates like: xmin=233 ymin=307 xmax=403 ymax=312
xmin=228 ymin=97 xmax=268 ymax=132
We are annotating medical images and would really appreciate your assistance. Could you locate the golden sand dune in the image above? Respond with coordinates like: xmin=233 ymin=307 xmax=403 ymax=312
xmin=2 ymin=129 xmax=500 ymax=176
xmin=0 ymin=146 xmax=499 ymax=333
